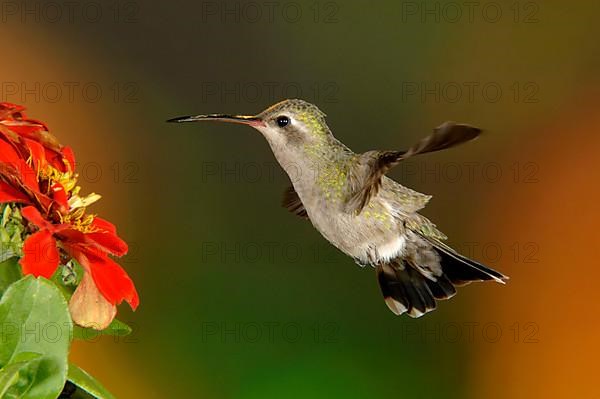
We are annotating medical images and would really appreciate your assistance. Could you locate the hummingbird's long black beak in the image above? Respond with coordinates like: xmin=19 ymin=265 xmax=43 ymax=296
xmin=166 ymin=114 xmax=265 ymax=127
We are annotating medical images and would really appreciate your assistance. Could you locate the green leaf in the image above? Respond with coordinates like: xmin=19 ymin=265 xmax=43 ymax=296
xmin=0 ymin=276 xmax=73 ymax=398
xmin=0 ymin=353 xmax=66 ymax=399
xmin=73 ymin=319 xmax=132 ymax=340
xmin=67 ymin=363 xmax=115 ymax=399
xmin=0 ymin=257 xmax=21 ymax=298
xmin=0 ymin=356 xmax=40 ymax=399
xmin=0 ymin=204 xmax=24 ymax=262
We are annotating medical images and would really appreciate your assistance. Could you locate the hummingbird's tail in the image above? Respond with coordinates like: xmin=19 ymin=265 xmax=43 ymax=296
xmin=376 ymin=241 xmax=508 ymax=317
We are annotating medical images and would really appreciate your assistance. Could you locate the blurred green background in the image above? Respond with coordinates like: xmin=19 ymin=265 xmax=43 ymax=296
xmin=1 ymin=0 xmax=599 ymax=397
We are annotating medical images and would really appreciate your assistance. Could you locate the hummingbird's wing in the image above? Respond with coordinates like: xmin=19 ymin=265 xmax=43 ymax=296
xmin=346 ymin=122 xmax=482 ymax=214
xmin=282 ymin=185 xmax=309 ymax=219
xmin=401 ymin=121 xmax=481 ymax=159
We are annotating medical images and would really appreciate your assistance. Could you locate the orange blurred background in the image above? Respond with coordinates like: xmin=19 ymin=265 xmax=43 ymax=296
xmin=2 ymin=1 xmax=599 ymax=397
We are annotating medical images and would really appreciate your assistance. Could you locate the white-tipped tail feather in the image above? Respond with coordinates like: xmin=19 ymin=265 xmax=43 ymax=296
xmin=376 ymin=238 xmax=508 ymax=317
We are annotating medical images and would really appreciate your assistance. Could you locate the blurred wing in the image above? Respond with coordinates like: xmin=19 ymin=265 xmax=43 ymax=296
xmin=282 ymin=185 xmax=309 ymax=219
xmin=402 ymin=121 xmax=481 ymax=158
xmin=346 ymin=122 xmax=482 ymax=214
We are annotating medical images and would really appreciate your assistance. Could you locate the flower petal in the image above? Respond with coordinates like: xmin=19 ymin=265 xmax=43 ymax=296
xmin=0 ymin=137 xmax=23 ymax=165
xmin=0 ymin=180 xmax=30 ymax=203
xmin=23 ymin=138 xmax=47 ymax=171
xmin=50 ymin=182 xmax=69 ymax=212
xmin=19 ymin=230 xmax=60 ymax=278
xmin=21 ymin=205 xmax=53 ymax=230
xmin=85 ymin=230 xmax=128 ymax=257
xmin=68 ymin=271 xmax=117 ymax=330
xmin=68 ymin=247 xmax=139 ymax=311
xmin=0 ymin=145 xmax=41 ymax=194
xmin=88 ymin=253 xmax=139 ymax=310
xmin=91 ymin=217 xmax=117 ymax=233
xmin=57 ymin=222 xmax=128 ymax=258
xmin=61 ymin=146 xmax=76 ymax=171
xmin=17 ymin=159 xmax=40 ymax=193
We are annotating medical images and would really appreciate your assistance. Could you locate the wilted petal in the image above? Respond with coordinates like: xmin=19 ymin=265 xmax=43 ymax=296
xmin=1 ymin=119 xmax=62 ymax=153
xmin=20 ymin=230 xmax=59 ymax=278
xmin=0 ymin=102 xmax=25 ymax=119
xmin=69 ymin=271 xmax=117 ymax=330
xmin=67 ymin=246 xmax=139 ymax=311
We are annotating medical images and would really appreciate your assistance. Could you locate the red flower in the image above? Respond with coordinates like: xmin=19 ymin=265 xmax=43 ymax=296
xmin=0 ymin=103 xmax=138 ymax=328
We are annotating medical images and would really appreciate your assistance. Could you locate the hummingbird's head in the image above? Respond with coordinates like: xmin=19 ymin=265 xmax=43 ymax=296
xmin=167 ymin=99 xmax=332 ymax=156
xmin=253 ymin=99 xmax=331 ymax=149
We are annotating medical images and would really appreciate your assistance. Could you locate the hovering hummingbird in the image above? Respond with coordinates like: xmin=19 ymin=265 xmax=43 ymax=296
xmin=168 ymin=99 xmax=508 ymax=317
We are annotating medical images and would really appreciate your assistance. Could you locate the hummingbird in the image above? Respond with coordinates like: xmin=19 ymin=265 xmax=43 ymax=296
xmin=168 ymin=99 xmax=508 ymax=317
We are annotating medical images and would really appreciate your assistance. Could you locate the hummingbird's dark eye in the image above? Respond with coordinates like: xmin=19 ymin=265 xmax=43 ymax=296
xmin=276 ymin=116 xmax=290 ymax=128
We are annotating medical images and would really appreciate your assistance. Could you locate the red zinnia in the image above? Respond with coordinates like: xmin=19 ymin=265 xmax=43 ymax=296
xmin=0 ymin=103 xmax=138 ymax=329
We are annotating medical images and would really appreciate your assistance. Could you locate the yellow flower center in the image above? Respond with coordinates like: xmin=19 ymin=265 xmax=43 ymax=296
xmin=38 ymin=163 xmax=102 ymax=233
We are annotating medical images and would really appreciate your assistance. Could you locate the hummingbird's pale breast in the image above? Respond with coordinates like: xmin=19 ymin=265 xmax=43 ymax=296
xmin=275 ymin=142 xmax=411 ymax=266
